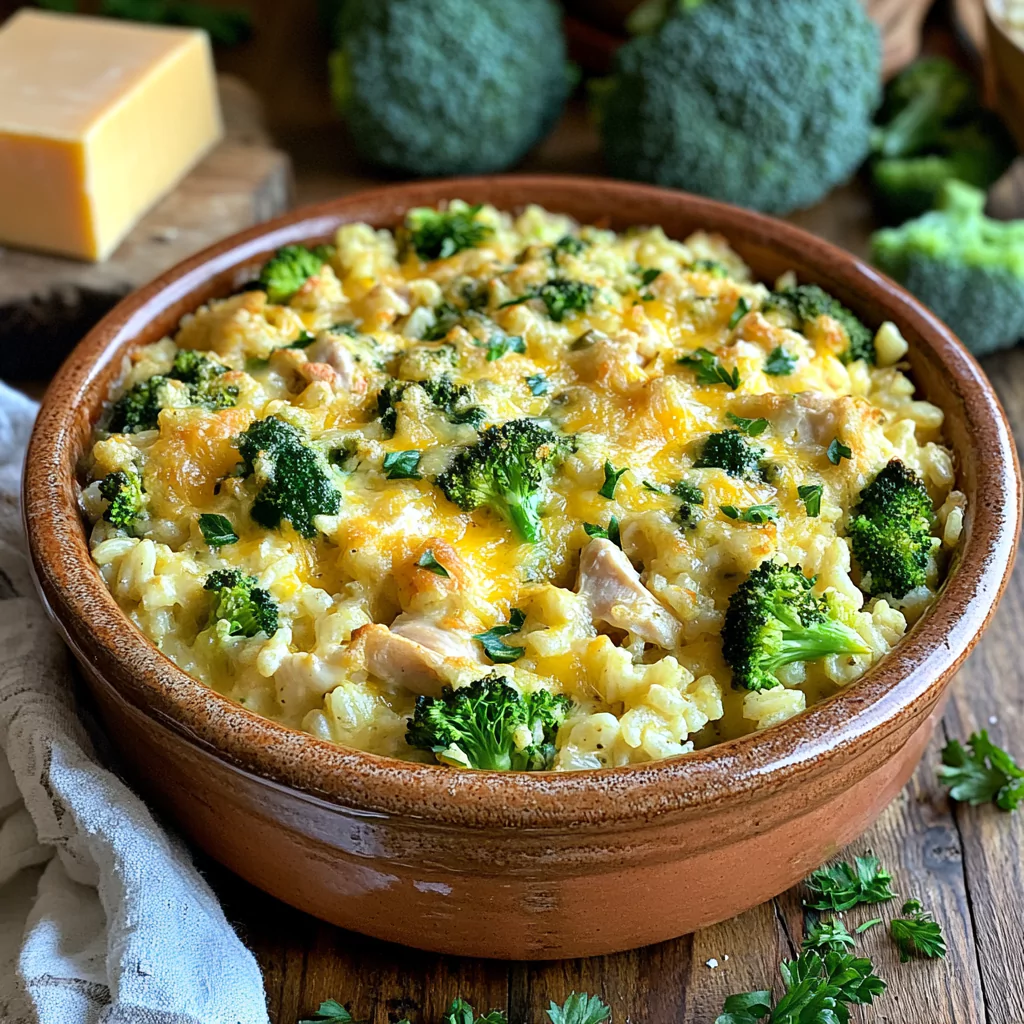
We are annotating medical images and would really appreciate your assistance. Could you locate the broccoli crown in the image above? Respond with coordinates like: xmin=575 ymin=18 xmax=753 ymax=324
xmin=721 ymin=560 xmax=870 ymax=692
xmin=258 ymin=245 xmax=326 ymax=304
xmin=328 ymin=0 xmax=570 ymax=176
xmin=762 ymin=284 xmax=875 ymax=365
xmin=108 ymin=349 xmax=237 ymax=433
xmin=203 ymin=569 xmax=279 ymax=638
xmin=236 ymin=417 xmax=342 ymax=538
xmin=869 ymin=58 xmax=1016 ymax=222
xmin=436 ymin=418 xmax=574 ymax=542
xmin=405 ymin=675 xmax=572 ymax=770
xmin=402 ymin=205 xmax=494 ymax=261
xmin=98 ymin=470 xmax=145 ymax=529
xmin=597 ymin=0 xmax=881 ymax=215
xmin=693 ymin=429 xmax=764 ymax=479
xmin=377 ymin=375 xmax=485 ymax=437
xmin=871 ymin=180 xmax=1024 ymax=356
xmin=847 ymin=459 xmax=936 ymax=599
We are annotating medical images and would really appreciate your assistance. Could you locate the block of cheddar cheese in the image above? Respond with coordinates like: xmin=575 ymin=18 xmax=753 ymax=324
xmin=0 ymin=10 xmax=222 ymax=262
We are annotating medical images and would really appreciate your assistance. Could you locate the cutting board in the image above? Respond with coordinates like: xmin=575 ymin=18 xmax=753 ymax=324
xmin=0 ymin=75 xmax=292 ymax=379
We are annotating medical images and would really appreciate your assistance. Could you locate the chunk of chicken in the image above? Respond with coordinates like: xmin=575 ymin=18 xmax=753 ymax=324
xmin=356 ymin=620 xmax=482 ymax=697
xmin=391 ymin=614 xmax=483 ymax=663
xmin=576 ymin=538 xmax=682 ymax=649
xmin=306 ymin=336 xmax=359 ymax=390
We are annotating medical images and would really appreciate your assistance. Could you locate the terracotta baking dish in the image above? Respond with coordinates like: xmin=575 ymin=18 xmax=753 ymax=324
xmin=23 ymin=176 xmax=1021 ymax=960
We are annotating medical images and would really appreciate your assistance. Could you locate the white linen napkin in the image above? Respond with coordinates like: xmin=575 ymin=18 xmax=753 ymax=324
xmin=0 ymin=381 xmax=270 ymax=1024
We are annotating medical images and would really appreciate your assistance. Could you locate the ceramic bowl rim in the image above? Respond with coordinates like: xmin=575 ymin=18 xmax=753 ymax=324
xmin=23 ymin=174 xmax=1022 ymax=830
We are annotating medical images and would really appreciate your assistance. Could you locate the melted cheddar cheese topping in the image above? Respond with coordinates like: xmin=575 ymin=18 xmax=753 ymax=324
xmin=84 ymin=203 xmax=964 ymax=770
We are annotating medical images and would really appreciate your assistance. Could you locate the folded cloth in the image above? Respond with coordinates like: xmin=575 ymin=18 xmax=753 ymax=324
xmin=0 ymin=382 xmax=270 ymax=1024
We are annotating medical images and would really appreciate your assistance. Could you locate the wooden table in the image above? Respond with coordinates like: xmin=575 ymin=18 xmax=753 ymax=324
xmin=175 ymin=100 xmax=1022 ymax=1024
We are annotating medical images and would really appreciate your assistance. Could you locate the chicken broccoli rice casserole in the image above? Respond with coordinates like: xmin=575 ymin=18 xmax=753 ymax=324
xmin=82 ymin=202 xmax=965 ymax=772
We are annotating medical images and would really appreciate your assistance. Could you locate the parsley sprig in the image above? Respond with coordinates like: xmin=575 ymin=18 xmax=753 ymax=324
xmin=939 ymin=731 xmax=1024 ymax=810
xmin=726 ymin=411 xmax=768 ymax=436
xmin=678 ymin=347 xmax=741 ymax=389
xmin=801 ymin=917 xmax=855 ymax=954
xmin=804 ymin=855 xmax=897 ymax=911
xmin=890 ymin=899 xmax=947 ymax=962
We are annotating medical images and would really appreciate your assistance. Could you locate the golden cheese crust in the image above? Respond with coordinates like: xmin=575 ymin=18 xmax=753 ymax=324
xmin=83 ymin=203 xmax=964 ymax=771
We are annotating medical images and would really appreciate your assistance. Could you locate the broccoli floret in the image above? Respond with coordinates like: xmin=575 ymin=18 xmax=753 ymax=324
xmin=502 ymin=278 xmax=597 ymax=322
xmin=847 ymin=459 xmax=936 ymax=599
xmin=436 ymin=419 xmax=574 ymax=542
xmin=405 ymin=675 xmax=572 ymax=770
xmin=762 ymin=284 xmax=875 ymax=365
xmin=108 ymin=349 xmax=237 ymax=433
xmin=258 ymin=245 xmax=326 ymax=304
xmin=693 ymin=429 xmax=764 ymax=479
xmin=377 ymin=376 xmax=485 ymax=437
xmin=203 ymin=569 xmax=279 ymax=638
xmin=328 ymin=0 xmax=570 ymax=176
xmin=236 ymin=417 xmax=342 ymax=538
xmin=871 ymin=180 xmax=1024 ymax=356
xmin=98 ymin=470 xmax=145 ymax=528
xmin=722 ymin=560 xmax=870 ymax=692
xmin=596 ymin=0 xmax=881 ymax=215
xmin=870 ymin=58 xmax=1015 ymax=220
xmin=402 ymin=205 xmax=493 ymax=261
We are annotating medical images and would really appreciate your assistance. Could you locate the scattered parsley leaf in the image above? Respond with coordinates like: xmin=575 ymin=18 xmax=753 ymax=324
xmin=804 ymin=855 xmax=897 ymax=912
xmin=443 ymin=998 xmax=507 ymax=1024
xmin=299 ymin=999 xmax=354 ymax=1024
xmin=546 ymin=991 xmax=611 ymax=1024
xmin=764 ymin=346 xmax=797 ymax=376
xmin=728 ymin=296 xmax=751 ymax=330
xmin=599 ymin=462 xmax=628 ymax=499
xmin=939 ymin=731 xmax=1024 ymax=810
xmin=826 ymin=438 xmax=852 ymax=465
xmin=197 ymin=513 xmax=237 ymax=547
xmin=383 ymin=450 xmax=422 ymax=480
xmin=485 ymin=333 xmax=527 ymax=361
xmin=726 ymin=411 xmax=768 ymax=436
xmin=473 ymin=609 xmax=527 ymax=664
xmin=714 ymin=989 xmax=771 ymax=1024
xmin=797 ymin=483 xmax=823 ymax=517
xmin=689 ymin=258 xmax=729 ymax=278
xmin=639 ymin=267 xmax=662 ymax=287
xmin=287 ymin=329 xmax=317 ymax=349
xmin=720 ymin=503 xmax=778 ymax=525
xmin=584 ymin=516 xmax=621 ymax=547
xmin=416 ymin=549 xmax=450 ymax=577
xmin=802 ymin=918 xmax=855 ymax=954
xmin=678 ymin=347 xmax=741 ymax=389
xmin=856 ymin=918 xmax=883 ymax=934
xmin=890 ymin=899 xmax=947 ymax=962
xmin=526 ymin=373 xmax=550 ymax=396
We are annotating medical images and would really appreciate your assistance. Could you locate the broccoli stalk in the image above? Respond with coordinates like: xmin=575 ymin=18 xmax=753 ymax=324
xmin=871 ymin=180 xmax=1024 ymax=356
xmin=762 ymin=284 xmax=875 ymax=364
xmin=847 ymin=459 xmax=936 ymax=599
xmin=722 ymin=560 xmax=870 ymax=692
xmin=236 ymin=417 xmax=342 ymax=538
xmin=258 ymin=245 xmax=327 ymax=304
xmin=406 ymin=676 xmax=572 ymax=770
xmin=203 ymin=569 xmax=279 ymax=638
xmin=98 ymin=469 xmax=145 ymax=529
xmin=436 ymin=419 xmax=574 ymax=542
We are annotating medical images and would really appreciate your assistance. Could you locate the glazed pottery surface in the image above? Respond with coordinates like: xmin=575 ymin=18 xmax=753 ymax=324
xmin=23 ymin=177 xmax=1021 ymax=959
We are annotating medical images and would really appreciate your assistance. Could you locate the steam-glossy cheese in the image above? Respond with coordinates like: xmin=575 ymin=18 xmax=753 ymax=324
xmin=0 ymin=9 xmax=221 ymax=261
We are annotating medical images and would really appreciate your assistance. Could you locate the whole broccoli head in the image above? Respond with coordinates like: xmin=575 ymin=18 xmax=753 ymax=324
xmin=762 ymin=285 xmax=875 ymax=365
xmin=872 ymin=180 xmax=1024 ymax=356
xmin=722 ymin=560 xmax=870 ymax=692
xmin=236 ymin=417 xmax=342 ymax=538
xmin=596 ymin=0 xmax=881 ymax=215
xmin=98 ymin=469 xmax=145 ymax=529
xmin=406 ymin=675 xmax=572 ymax=770
xmin=847 ymin=459 xmax=936 ymax=599
xmin=108 ymin=349 xmax=237 ymax=433
xmin=436 ymin=418 xmax=574 ymax=542
xmin=870 ymin=58 xmax=1016 ymax=221
xmin=693 ymin=429 xmax=764 ymax=479
xmin=203 ymin=569 xmax=279 ymax=638
xmin=258 ymin=245 xmax=326 ymax=304
xmin=328 ymin=0 xmax=570 ymax=176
